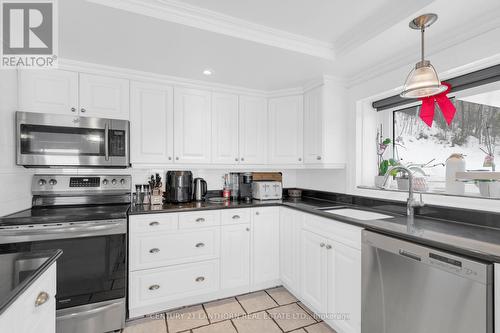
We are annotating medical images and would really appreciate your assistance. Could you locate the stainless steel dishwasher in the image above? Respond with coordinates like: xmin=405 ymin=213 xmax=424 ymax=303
xmin=362 ymin=230 xmax=493 ymax=333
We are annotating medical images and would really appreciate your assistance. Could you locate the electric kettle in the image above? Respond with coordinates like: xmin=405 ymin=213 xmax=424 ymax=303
xmin=193 ymin=178 xmax=208 ymax=201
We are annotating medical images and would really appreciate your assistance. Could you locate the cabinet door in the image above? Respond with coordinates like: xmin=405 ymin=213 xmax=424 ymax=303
xmin=130 ymin=81 xmax=174 ymax=164
xmin=268 ymin=95 xmax=303 ymax=164
xmin=326 ymin=242 xmax=361 ymax=333
xmin=251 ymin=207 xmax=280 ymax=289
xmin=239 ymin=96 xmax=267 ymax=164
xmin=18 ymin=69 xmax=78 ymax=114
xmin=304 ymin=87 xmax=323 ymax=163
xmin=212 ymin=93 xmax=239 ymax=164
xmin=79 ymin=73 xmax=130 ymax=119
xmin=221 ymin=224 xmax=251 ymax=291
xmin=174 ymin=88 xmax=212 ymax=163
xmin=300 ymin=229 xmax=327 ymax=313
xmin=280 ymin=208 xmax=301 ymax=295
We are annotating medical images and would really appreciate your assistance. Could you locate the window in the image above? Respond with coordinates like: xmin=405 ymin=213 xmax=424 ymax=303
xmin=392 ymin=90 xmax=499 ymax=195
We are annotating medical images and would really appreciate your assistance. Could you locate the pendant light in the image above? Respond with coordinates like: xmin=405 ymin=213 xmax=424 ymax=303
xmin=400 ymin=14 xmax=447 ymax=98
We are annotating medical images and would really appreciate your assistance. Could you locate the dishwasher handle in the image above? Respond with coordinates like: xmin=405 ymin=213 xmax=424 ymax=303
xmin=362 ymin=230 xmax=492 ymax=284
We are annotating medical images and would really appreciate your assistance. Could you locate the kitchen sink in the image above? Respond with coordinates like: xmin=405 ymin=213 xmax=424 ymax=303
xmin=321 ymin=208 xmax=394 ymax=221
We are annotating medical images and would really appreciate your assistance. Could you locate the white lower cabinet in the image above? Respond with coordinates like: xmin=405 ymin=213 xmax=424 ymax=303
xmin=300 ymin=229 xmax=327 ymax=311
xmin=220 ymin=224 xmax=251 ymax=292
xmin=251 ymin=207 xmax=280 ymax=290
xmin=0 ymin=263 xmax=57 ymax=333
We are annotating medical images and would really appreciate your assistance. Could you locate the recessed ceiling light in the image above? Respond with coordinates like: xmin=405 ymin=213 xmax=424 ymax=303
xmin=203 ymin=68 xmax=214 ymax=76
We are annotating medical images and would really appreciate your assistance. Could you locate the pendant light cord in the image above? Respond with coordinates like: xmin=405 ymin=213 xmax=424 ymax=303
xmin=421 ymin=27 xmax=425 ymax=63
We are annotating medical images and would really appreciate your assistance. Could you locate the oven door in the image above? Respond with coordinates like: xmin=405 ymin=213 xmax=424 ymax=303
xmin=16 ymin=112 xmax=129 ymax=168
xmin=0 ymin=220 xmax=127 ymax=310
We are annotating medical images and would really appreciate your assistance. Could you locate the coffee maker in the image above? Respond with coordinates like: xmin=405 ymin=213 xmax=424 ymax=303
xmin=165 ymin=171 xmax=193 ymax=203
xmin=238 ymin=173 xmax=253 ymax=202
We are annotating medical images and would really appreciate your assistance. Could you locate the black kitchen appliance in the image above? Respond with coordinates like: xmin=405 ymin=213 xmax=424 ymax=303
xmin=239 ymin=172 xmax=253 ymax=202
xmin=165 ymin=171 xmax=193 ymax=203
xmin=0 ymin=174 xmax=130 ymax=333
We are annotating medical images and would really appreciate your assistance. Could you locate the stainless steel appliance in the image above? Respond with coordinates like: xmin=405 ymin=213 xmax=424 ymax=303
xmin=193 ymin=178 xmax=207 ymax=201
xmin=16 ymin=111 xmax=130 ymax=168
xmin=0 ymin=174 xmax=131 ymax=333
xmin=165 ymin=171 xmax=193 ymax=203
xmin=362 ymin=230 xmax=493 ymax=333
xmin=238 ymin=173 xmax=253 ymax=202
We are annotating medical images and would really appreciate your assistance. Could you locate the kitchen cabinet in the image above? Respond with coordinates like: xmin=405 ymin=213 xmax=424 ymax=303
xmin=279 ymin=207 xmax=302 ymax=296
xmin=251 ymin=207 xmax=280 ymax=290
xmin=303 ymin=79 xmax=347 ymax=165
xmin=220 ymin=223 xmax=251 ymax=291
xmin=18 ymin=69 xmax=79 ymax=115
xmin=130 ymin=81 xmax=174 ymax=164
xmin=0 ymin=263 xmax=56 ymax=333
xmin=300 ymin=229 xmax=327 ymax=312
xmin=212 ymin=93 xmax=239 ymax=164
xmin=79 ymin=73 xmax=130 ymax=119
xmin=268 ymin=95 xmax=303 ymax=164
xmin=239 ymin=96 xmax=268 ymax=164
xmin=18 ymin=70 xmax=130 ymax=119
xmin=174 ymin=87 xmax=212 ymax=163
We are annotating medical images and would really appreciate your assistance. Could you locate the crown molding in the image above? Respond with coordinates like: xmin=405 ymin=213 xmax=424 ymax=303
xmin=87 ymin=0 xmax=335 ymax=60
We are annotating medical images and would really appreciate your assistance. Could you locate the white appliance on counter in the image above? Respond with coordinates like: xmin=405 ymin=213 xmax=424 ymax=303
xmin=252 ymin=181 xmax=282 ymax=200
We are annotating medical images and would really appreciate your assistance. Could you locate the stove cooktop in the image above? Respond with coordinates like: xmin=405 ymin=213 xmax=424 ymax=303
xmin=0 ymin=204 xmax=130 ymax=226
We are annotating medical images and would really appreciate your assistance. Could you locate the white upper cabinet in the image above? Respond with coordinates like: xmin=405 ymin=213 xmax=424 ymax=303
xmin=174 ymin=87 xmax=212 ymax=164
xmin=304 ymin=86 xmax=323 ymax=163
xmin=212 ymin=93 xmax=239 ymax=164
xmin=79 ymin=73 xmax=130 ymax=119
xmin=268 ymin=95 xmax=303 ymax=164
xmin=130 ymin=81 xmax=174 ymax=164
xmin=18 ymin=69 xmax=79 ymax=114
xmin=239 ymin=96 xmax=268 ymax=164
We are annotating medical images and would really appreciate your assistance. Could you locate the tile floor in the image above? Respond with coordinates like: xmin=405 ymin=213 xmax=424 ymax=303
xmin=123 ymin=286 xmax=336 ymax=333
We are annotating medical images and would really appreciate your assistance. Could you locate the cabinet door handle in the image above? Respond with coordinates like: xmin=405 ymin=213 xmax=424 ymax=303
xmin=149 ymin=248 xmax=160 ymax=253
xmin=326 ymin=244 xmax=332 ymax=250
xmin=35 ymin=291 xmax=49 ymax=307
xmin=195 ymin=218 xmax=205 ymax=223
xmin=168 ymin=156 xmax=172 ymax=160
xmin=149 ymin=221 xmax=160 ymax=226
xmin=235 ymin=158 xmax=239 ymax=162
xmin=149 ymin=284 xmax=160 ymax=290
xmin=240 ymin=157 xmax=245 ymax=161
xmin=71 ymin=107 xmax=76 ymax=113
xmin=317 ymin=156 xmax=322 ymax=160
xmin=195 ymin=276 xmax=205 ymax=282
xmin=298 ymin=157 xmax=302 ymax=162
xmin=246 ymin=227 xmax=250 ymax=232
xmin=175 ymin=157 xmax=179 ymax=160
xmin=232 ymin=215 xmax=240 ymax=219
xmin=195 ymin=242 xmax=205 ymax=248
xmin=255 ymin=212 xmax=260 ymax=216
xmin=320 ymin=243 xmax=325 ymax=247
xmin=80 ymin=108 xmax=86 ymax=113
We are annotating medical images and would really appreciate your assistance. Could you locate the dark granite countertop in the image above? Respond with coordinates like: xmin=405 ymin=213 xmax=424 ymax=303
xmin=130 ymin=197 xmax=500 ymax=262
xmin=0 ymin=249 xmax=62 ymax=315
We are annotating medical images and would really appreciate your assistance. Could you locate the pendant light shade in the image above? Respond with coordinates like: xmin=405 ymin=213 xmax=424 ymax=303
xmin=400 ymin=14 xmax=447 ymax=99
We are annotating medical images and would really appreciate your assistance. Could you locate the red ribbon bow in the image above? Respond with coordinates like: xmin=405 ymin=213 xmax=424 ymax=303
xmin=419 ymin=82 xmax=456 ymax=127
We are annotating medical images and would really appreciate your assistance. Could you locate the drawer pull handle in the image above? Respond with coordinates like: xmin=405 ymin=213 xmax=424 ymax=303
xmin=149 ymin=221 xmax=160 ymax=226
xmin=232 ymin=215 xmax=240 ymax=219
xmin=325 ymin=244 xmax=332 ymax=250
xmin=246 ymin=227 xmax=250 ymax=232
xmin=195 ymin=243 xmax=205 ymax=248
xmin=195 ymin=218 xmax=205 ymax=223
xmin=149 ymin=285 xmax=160 ymax=290
xmin=35 ymin=292 xmax=49 ymax=307
xmin=195 ymin=276 xmax=205 ymax=282
xmin=149 ymin=248 xmax=160 ymax=253
xmin=320 ymin=243 xmax=325 ymax=248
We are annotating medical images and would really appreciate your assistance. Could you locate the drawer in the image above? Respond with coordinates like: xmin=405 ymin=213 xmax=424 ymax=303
xmin=178 ymin=211 xmax=220 ymax=229
xmin=221 ymin=209 xmax=251 ymax=225
xmin=129 ymin=260 xmax=220 ymax=308
xmin=130 ymin=228 xmax=220 ymax=270
xmin=303 ymin=214 xmax=362 ymax=250
xmin=129 ymin=213 xmax=178 ymax=233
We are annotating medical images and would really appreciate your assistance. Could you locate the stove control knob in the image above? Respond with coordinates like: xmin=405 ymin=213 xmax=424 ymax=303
xmin=111 ymin=179 xmax=117 ymax=185
xmin=120 ymin=179 xmax=126 ymax=185
xmin=38 ymin=179 xmax=47 ymax=186
xmin=102 ymin=179 xmax=109 ymax=185
xmin=49 ymin=179 xmax=57 ymax=186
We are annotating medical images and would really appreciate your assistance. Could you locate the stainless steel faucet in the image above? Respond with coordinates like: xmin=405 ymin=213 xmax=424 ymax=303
xmin=381 ymin=165 xmax=425 ymax=217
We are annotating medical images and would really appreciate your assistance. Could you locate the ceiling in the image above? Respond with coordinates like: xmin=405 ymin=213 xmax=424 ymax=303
xmin=58 ymin=0 xmax=500 ymax=90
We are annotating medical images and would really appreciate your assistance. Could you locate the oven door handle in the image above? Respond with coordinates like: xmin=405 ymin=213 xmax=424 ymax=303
xmin=104 ymin=122 xmax=110 ymax=161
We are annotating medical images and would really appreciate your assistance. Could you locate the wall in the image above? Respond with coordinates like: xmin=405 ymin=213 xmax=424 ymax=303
xmin=0 ymin=70 xmax=35 ymax=216
xmin=345 ymin=27 xmax=500 ymax=212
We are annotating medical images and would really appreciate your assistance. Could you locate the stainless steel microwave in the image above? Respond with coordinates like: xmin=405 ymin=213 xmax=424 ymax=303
xmin=16 ymin=112 xmax=130 ymax=168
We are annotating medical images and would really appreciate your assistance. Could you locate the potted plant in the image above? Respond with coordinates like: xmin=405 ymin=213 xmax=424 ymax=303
xmin=375 ymin=126 xmax=398 ymax=187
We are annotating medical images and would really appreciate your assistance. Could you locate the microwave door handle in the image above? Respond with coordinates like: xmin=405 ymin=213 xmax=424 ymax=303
xmin=104 ymin=122 xmax=110 ymax=161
